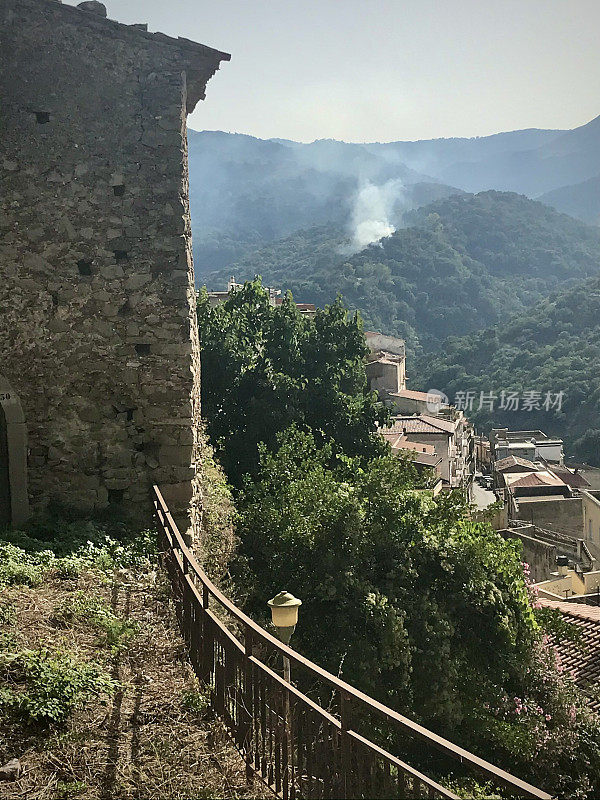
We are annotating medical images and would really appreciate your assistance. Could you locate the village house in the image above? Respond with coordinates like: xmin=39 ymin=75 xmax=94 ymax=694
xmin=381 ymin=413 xmax=473 ymax=490
xmin=205 ymin=277 xmax=316 ymax=316
xmin=364 ymin=332 xmax=407 ymax=397
xmin=489 ymin=428 xmax=588 ymax=539
xmin=363 ymin=330 xmax=474 ymax=490
xmin=387 ymin=388 xmax=448 ymax=416
xmin=499 ymin=523 xmax=595 ymax=583
xmin=490 ymin=428 xmax=564 ymax=464
xmin=535 ymin=557 xmax=600 ymax=600
xmin=582 ymin=490 xmax=600 ymax=561
xmin=379 ymin=428 xmax=443 ymax=491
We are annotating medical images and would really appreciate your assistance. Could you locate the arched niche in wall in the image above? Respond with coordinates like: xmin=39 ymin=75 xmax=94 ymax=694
xmin=0 ymin=375 xmax=29 ymax=527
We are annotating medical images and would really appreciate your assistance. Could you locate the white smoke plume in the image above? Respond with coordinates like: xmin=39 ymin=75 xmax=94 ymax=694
xmin=344 ymin=178 xmax=405 ymax=254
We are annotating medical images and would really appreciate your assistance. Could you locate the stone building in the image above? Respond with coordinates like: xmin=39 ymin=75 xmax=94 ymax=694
xmin=0 ymin=0 xmax=230 ymax=529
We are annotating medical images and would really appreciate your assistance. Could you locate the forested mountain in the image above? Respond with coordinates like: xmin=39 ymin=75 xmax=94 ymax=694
xmin=434 ymin=115 xmax=600 ymax=196
xmin=188 ymin=115 xmax=600 ymax=276
xmin=208 ymin=191 xmax=600 ymax=352
xmin=188 ymin=130 xmax=461 ymax=273
xmin=415 ymin=278 xmax=600 ymax=465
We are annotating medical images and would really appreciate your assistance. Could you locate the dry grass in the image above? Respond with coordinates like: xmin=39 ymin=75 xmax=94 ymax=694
xmin=0 ymin=567 xmax=270 ymax=800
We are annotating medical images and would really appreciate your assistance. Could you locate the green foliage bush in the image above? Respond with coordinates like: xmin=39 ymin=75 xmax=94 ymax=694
xmin=0 ymin=543 xmax=53 ymax=587
xmin=235 ymin=425 xmax=600 ymax=798
xmin=0 ymin=647 xmax=115 ymax=725
xmin=0 ymin=525 xmax=157 ymax=589
xmin=236 ymin=427 xmax=536 ymax=718
xmin=0 ymin=599 xmax=15 ymax=626
xmin=197 ymin=278 xmax=388 ymax=486
xmin=52 ymin=591 xmax=138 ymax=648
xmin=181 ymin=689 xmax=211 ymax=716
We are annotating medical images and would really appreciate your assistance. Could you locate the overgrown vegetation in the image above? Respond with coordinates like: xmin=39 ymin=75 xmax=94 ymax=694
xmin=0 ymin=647 xmax=115 ymax=725
xmin=198 ymin=278 xmax=388 ymax=486
xmin=0 ymin=518 xmax=264 ymax=799
xmin=198 ymin=283 xmax=600 ymax=798
xmin=52 ymin=591 xmax=138 ymax=649
xmin=417 ymin=276 xmax=600 ymax=465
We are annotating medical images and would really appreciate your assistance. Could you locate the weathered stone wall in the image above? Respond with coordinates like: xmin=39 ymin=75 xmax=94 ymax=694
xmin=0 ymin=0 xmax=229 ymax=528
xmin=513 ymin=496 xmax=583 ymax=538
xmin=498 ymin=527 xmax=557 ymax=583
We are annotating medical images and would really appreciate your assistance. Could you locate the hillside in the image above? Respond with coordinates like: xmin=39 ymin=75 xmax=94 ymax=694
xmin=540 ymin=174 xmax=600 ymax=226
xmin=208 ymin=191 xmax=600 ymax=352
xmin=188 ymin=130 xmax=462 ymax=274
xmin=0 ymin=524 xmax=260 ymax=800
xmin=188 ymin=116 xmax=600 ymax=276
xmin=435 ymin=115 xmax=600 ymax=196
xmin=415 ymin=277 xmax=600 ymax=464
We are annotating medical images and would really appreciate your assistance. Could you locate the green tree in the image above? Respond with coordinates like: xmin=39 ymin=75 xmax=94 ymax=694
xmin=235 ymin=426 xmax=535 ymax=723
xmin=197 ymin=279 xmax=388 ymax=485
xmin=234 ymin=426 xmax=600 ymax=797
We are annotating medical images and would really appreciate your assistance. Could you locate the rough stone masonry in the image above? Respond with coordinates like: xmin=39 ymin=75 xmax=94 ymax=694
xmin=0 ymin=0 xmax=230 ymax=530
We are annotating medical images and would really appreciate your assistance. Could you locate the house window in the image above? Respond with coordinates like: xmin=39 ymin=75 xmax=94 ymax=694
xmin=589 ymin=519 xmax=593 ymax=540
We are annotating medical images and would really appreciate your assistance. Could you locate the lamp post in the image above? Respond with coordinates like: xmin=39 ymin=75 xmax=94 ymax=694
xmin=268 ymin=591 xmax=302 ymax=686
xmin=268 ymin=592 xmax=301 ymax=789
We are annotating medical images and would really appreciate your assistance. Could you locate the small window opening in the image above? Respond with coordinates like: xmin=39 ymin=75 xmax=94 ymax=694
xmin=135 ymin=343 xmax=151 ymax=356
xmin=35 ymin=111 xmax=51 ymax=124
xmin=114 ymin=250 xmax=129 ymax=262
xmin=113 ymin=185 xmax=125 ymax=197
xmin=77 ymin=259 xmax=93 ymax=276
xmin=107 ymin=488 xmax=125 ymax=505
xmin=126 ymin=409 xmax=136 ymax=421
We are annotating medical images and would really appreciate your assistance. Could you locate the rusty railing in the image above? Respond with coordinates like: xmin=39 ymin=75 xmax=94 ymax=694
xmin=153 ymin=485 xmax=551 ymax=800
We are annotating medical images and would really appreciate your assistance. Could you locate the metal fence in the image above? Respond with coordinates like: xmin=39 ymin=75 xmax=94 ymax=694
xmin=153 ymin=485 xmax=551 ymax=800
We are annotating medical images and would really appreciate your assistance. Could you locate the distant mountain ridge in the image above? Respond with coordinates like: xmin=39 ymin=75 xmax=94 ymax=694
xmin=188 ymin=115 xmax=600 ymax=276
xmin=540 ymin=175 xmax=600 ymax=226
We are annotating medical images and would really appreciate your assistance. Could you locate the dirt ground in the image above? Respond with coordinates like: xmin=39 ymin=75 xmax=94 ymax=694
xmin=0 ymin=567 xmax=270 ymax=800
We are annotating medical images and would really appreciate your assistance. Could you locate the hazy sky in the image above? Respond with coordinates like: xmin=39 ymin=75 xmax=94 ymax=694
xmin=65 ymin=0 xmax=600 ymax=143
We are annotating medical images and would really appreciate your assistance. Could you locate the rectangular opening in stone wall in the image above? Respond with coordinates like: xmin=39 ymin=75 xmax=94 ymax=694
xmin=114 ymin=250 xmax=129 ymax=262
xmin=107 ymin=488 xmax=125 ymax=505
xmin=135 ymin=344 xmax=151 ymax=356
xmin=113 ymin=185 xmax=125 ymax=197
xmin=34 ymin=111 xmax=51 ymax=124
xmin=77 ymin=260 xmax=93 ymax=276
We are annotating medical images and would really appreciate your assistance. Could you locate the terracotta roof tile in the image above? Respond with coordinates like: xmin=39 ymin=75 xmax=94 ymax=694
xmin=538 ymin=598 xmax=600 ymax=711
xmin=505 ymin=471 xmax=566 ymax=489
xmin=495 ymin=456 xmax=539 ymax=472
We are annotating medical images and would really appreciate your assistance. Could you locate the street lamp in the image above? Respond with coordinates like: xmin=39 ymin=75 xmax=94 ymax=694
xmin=268 ymin=591 xmax=302 ymax=685
xmin=268 ymin=591 xmax=302 ymax=644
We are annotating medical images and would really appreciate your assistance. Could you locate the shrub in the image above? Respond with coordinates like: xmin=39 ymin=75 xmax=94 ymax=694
xmin=0 ymin=599 xmax=15 ymax=626
xmin=0 ymin=527 xmax=157 ymax=588
xmin=52 ymin=591 xmax=138 ymax=648
xmin=0 ymin=647 xmax=115 ymax=724
xmin=0 ymin=543 xmax=53 ymax=587
xmin=181 ymin=689 xmax=210 ymax=717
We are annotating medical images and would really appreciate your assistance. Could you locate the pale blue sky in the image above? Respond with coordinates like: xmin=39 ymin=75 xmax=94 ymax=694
xmin=64 ymin=0 xmax=600 ymax=142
